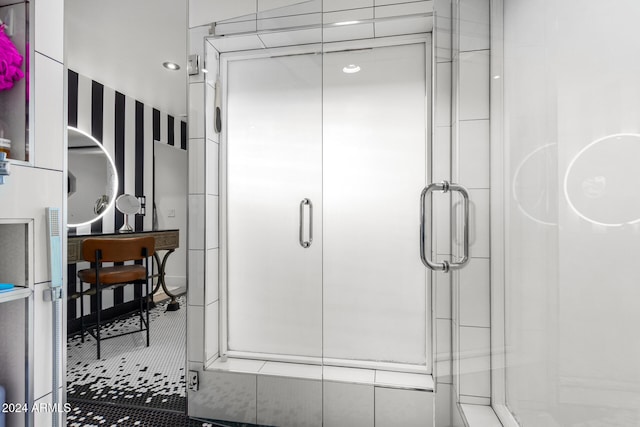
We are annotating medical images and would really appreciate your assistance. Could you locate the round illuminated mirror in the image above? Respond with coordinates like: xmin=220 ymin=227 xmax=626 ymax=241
xmin=67 ymin=127 xmax=118 ymax=228
xmin=115 ymin=194 xmax=141 ymax=233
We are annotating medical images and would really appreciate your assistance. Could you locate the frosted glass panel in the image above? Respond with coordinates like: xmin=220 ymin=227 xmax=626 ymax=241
xmin=502 ymin=1 xmax=640 ymax=425
xmin=226 ymin=53 xmax=323 ymax=357
xmin=322 ymin=44 xmax=427 ymax=364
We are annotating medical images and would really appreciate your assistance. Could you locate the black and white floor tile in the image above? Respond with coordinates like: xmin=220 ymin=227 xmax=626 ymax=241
xmin=67 ymin=296 xmax=187 ymax=412
xmin=66 ymin=296 xmax=266 ymax=427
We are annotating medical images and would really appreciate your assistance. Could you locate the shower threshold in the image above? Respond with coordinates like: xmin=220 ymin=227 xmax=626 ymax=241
xmin=206 ymin=355 xmax=434 ymax=392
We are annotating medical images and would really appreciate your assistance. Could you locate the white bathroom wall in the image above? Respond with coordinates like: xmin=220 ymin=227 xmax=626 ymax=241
xmin=0 ymin=0 xmax=65 ymax=425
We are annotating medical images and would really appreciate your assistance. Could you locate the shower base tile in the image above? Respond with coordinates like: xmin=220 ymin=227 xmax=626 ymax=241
xmin=209 ymin=357 xmax=266 ymax=374
xmin=323 ymin=366 xmax=375 ymax=384
xmin=259 ymin=361 xmax=322 ymax=380
xmin=374 ymin=370 xmax=435 ymax=391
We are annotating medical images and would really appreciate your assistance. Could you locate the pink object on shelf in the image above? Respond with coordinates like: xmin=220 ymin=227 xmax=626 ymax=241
xmin=0 ymin=24 xmax=24 ymax=92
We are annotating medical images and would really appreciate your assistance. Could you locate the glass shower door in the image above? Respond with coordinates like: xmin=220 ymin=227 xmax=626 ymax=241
xmin=226 ymin=52 xmax=323 ymax=359
xmin=495 ymin=0 xmax=640 ymax=425
xmin=322 ymin=43 xmax=429 ymax=368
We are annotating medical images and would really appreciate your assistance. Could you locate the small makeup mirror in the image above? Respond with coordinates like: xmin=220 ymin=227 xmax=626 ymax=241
xmin=115 ymin=194 xmax=141 ymax=232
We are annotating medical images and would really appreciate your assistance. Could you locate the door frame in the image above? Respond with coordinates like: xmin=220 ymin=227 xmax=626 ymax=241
xmin=217 ymin=34 xmax=434 ymax=373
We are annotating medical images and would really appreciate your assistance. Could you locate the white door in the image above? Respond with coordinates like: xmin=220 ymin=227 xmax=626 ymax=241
xmin=322 ymin=43 xmax=428 ymax=366
xmin=226 ymin=52 xmax=323 ymax=358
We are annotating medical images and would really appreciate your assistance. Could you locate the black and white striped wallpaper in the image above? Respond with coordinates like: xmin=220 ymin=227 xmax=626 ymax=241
xmin=67 ymin=69 xmax=186 ymax=323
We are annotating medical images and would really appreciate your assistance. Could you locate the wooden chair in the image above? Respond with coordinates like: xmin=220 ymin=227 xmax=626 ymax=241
xmin=77 ymin=236 xmax=155 ymax=359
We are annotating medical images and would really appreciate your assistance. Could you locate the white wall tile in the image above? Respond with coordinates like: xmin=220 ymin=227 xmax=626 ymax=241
xmin=189 ymin=82 xmax=205 ymax=139
xmin=33 ymin=283 xmax=53 ymax=400
xmin=205 ymin=301 xmax=219 ymax=361
xmin=34 ymin=54 xmax=64 ymax=172
xmin=188 ymin=195 xmax=205 ymax=250
xmin=0 ymin=167 xmax=63 ymax=284
xmin=189 ymin=0 xmax=256 ymax=28
xmin=435 ymin=190 xmax=451 ymax=256
xmin=215 ymin=19 xmax=258 ymax=36
xmin=323 ymin=23 xmax=374 ymax=42
xmin=259 ymin=28 xmax=323 ymax=48
xmin=258 ymin=13 xmax=321 ymax=32
xmin=206 ymin=141 xmax=219 ymax=195
xmin=323 ymin=0 xmax=373 ymax=12
xmin=435 ymin=62 xmax=452 ymax=127
xmin=206 ymin=248 xmax=219 ymax=304
xmin=259 ymin=0 xmax=312 ymax=12
xmin=34 ymin=0 xmax=63 ymax=62
xmin=436 ymin=359 xmax=452 ymax=385
xmin=459 ymin=395 xmax=490 ymax=405
xmin=323 ymin=382 xmax=374 ymax=427
xmin=459 ymin=0 xmax=489 ymax=52
xmin=435 ymin=383 xmax=452 ymax=426
xmin=375 ymin=1 xmax=432 ymax=17
xmin=188 ymin=249 xmax=205 ymax=306
xmin=375 ymin=371 xmax=434 ymax=391
xmin=435 ymin=255 xmax=451 ymax=319
xmin=259 ymin=0 xmax=321 ymax=18
xmin=436 ymin=318 xmax=452 ymax=364
xmin=458 ymin=119 xmax=490 ymax=189
xmin=468 ymin=189 xmax=489 ymax=258
xmin=459 ymin=258 xmax=490 ymax=327
xmin=452 ymin=189 xmax=489 ymax=259
xmin=374 ymin=16 xmax=432 ymax=38
xmin=206 ymin=195 xmax=219 ymax=249
xmin=458 ymin=50 xmax=489 ymax=121
xmin=433 ymin=126 xmax=451 ymax=184
xmin=260 ymin=362 xmax=322 ymax=380
xmin=452 ymin=397 xmax=465 ymax=427
xmin=257 ymin=377 xmax=322 ymax=427
xmin=323 ymin=7 xmax=373 ymax=24
xmin=33 ymin=390 xmax=63 ymax=427
xmin=460 ymin=403 xmax=502 ymax=426
xmin=434 ymin=0 xmax=452 ymax=62
xmin=188 ymin=371 xmax=257 ymax=424
xmin=187 ymin=305 xmax=204 ymax=363
xmin=459 ymin=326 xmax=490 ymax=398
xmin=374 ymin=388 xmax=434 ymax=427
xmin=322 ymin=366 xmax=375 ymax=384
xmin=189 ymin=138 xmax=205 ymax=194
xmin=210 ymin=357 xmax=265 ymax=373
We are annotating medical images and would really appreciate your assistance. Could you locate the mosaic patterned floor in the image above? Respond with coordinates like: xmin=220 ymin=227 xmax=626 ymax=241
xmin=66 ymin=400 xmax=250 ymax=427
xmin=67 ymin=296 xmax=187 ymax=412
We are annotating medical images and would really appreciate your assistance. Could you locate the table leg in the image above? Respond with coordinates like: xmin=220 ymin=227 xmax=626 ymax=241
xmin=152 ymin=249 xmax=180 ymax=311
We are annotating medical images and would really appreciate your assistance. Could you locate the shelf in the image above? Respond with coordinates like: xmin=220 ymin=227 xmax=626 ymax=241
xmin=0 ymin=286 xmax=30 ymax=304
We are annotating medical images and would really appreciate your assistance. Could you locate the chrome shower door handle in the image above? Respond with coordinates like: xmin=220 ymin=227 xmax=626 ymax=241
xmin=299 ymin=198 xmax=313 ymax=248
xmin=420 ymin=181 xmax=470 ymax=272
xmin=420 ymin=182 xmax=449 ymax=271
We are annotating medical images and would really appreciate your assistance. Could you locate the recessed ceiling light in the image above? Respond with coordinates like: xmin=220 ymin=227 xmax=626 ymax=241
xmin=163 ymin=61 xmax=180 ymax=71
xmin=342 ymin=64 xmax=361 ymax=74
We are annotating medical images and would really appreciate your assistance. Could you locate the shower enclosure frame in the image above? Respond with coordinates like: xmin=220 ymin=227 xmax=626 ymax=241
xmin=216 ymin=34 xmax=436 ymax=376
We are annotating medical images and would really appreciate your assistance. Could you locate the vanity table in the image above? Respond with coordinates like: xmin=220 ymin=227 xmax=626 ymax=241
xmin=68 ymin=229 xmax=181 ymax=311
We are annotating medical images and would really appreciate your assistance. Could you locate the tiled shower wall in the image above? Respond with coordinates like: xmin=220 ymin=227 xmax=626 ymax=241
xmin=451 ymin=0 xmax=492 ymax=422
xmin=185 ymin=0 xmax=495 ymax=425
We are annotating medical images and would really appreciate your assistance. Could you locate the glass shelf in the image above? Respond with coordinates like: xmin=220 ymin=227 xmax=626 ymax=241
xmin=0 ymin=286 xmax=30 ymax=304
